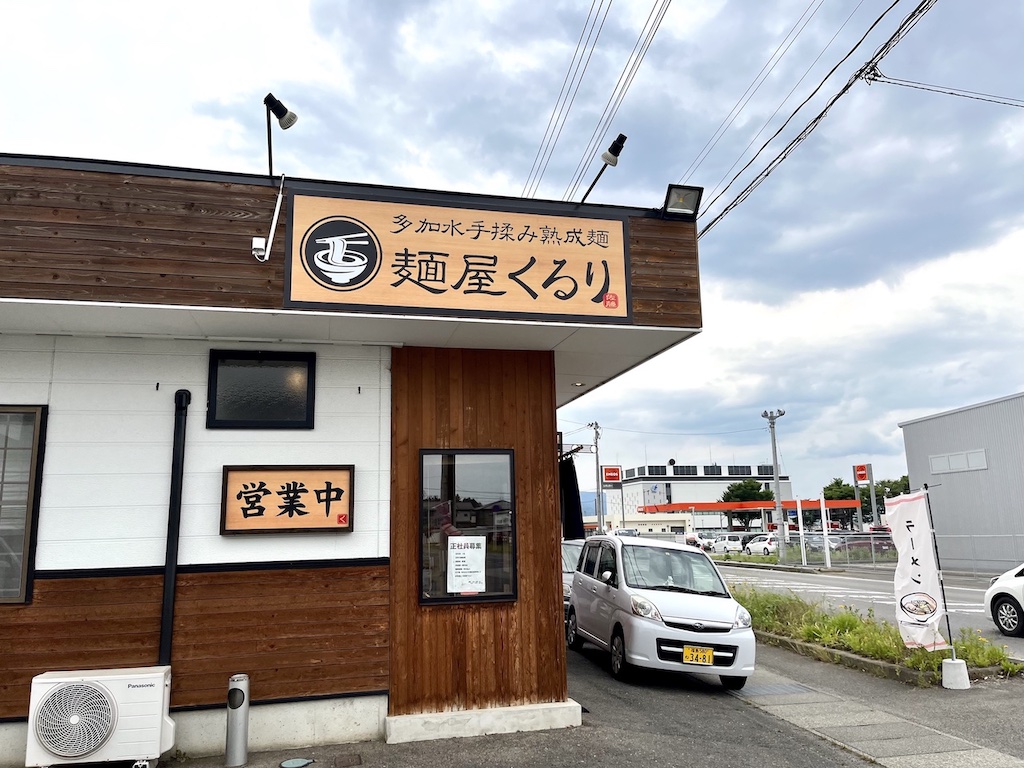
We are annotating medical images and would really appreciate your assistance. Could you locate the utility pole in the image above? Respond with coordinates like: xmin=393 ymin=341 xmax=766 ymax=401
xmin=762 ymin=409 xmax=786 ymax=562
xmin=588 ymin=421 xmax=604 ymax=533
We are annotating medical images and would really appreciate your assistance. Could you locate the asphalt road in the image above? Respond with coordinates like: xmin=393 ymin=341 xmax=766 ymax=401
xmin=563 ymin=641 xmax=874 ymax=767
xmin=213 ymin=645 xmax=879 ymax=768
xmin=719 ymin=564 xmax=1024 ymax=659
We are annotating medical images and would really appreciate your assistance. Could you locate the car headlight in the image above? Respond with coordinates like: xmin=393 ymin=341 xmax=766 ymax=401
xmin=734 ymin=605 xmax=752 ymax=629
xmin=630 ymin=595 xmax=663 ymax=621
xmin=990 ymin=576 xmax=1000 ymax=586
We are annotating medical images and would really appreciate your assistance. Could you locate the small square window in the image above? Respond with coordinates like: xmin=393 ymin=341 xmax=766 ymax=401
xmin=207 ymin=350 xmax=315 ymax=429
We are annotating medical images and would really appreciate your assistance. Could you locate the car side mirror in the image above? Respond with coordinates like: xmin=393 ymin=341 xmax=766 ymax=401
xmin=600 ymin=570 xmax=615 ymax=584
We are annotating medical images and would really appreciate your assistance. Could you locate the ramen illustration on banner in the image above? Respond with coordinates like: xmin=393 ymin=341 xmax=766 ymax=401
xmin=899 ymin=592 xmax=938 ymax=621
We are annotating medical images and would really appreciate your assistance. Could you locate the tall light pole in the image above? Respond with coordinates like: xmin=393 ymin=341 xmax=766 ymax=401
xmin=762 ymin=409 xmax=786 ymax=562
xmin=588 ymin=421 xmax=604 ymax=533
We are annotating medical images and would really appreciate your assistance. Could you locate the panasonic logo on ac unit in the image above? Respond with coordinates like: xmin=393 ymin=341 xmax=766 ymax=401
xmin=128 ymin=682 xmax=157 ymax=689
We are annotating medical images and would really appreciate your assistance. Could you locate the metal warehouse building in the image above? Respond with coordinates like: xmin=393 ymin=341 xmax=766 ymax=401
xmin=899 ymin=391 xmax=1024 ymax=575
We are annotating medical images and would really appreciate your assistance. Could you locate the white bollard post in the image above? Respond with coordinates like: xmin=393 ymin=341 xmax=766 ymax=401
xmin=225 ymin=673 xmax=250 ymax=768
xmin=942 ymin=658 xmax=970 ymax=690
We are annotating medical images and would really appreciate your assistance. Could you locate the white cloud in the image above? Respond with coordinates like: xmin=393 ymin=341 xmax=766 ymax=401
xmin=561 ymin=223 xmax=1024 ymax=496
xmin=4 ymin=0 xmax=345 ymax=170
xmin=6 ymin=0 xmax=1023 ymax=505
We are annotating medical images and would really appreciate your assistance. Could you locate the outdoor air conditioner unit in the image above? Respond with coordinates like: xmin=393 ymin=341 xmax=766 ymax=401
xmin=26 ymin=666 xmax=176 ymax=768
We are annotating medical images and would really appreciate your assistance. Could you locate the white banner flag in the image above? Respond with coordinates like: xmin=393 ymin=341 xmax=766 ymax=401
xmin=886 ymin=490 xmax=949 ymax=650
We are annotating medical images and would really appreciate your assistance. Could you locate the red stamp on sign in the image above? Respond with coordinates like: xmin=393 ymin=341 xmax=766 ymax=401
xmin=337 ymin=513 xmax=349 ymax=526
xmin=603 ymin=293 xmax=619 ymax=309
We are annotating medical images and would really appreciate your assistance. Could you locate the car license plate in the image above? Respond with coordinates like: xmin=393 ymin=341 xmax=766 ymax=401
xmin=683 ymin=645 xmax=714 ymax=665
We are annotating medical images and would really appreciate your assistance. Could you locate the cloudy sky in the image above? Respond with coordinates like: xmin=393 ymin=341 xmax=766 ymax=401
xmin=5 ymin=0 xmax=1023 ymax=498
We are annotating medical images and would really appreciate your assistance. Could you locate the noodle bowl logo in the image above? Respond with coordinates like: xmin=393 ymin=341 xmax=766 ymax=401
xmin=300 ymin=216 xmax=382 ymax=291
xmin=900 ymin=592 xmax=938 ymax=622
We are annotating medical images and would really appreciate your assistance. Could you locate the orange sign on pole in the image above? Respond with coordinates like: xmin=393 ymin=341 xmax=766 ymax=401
xmin=854 ymin=464 xmax=869 ymax=482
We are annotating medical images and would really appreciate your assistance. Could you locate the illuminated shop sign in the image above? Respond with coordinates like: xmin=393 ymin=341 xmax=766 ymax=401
xmin=286 ymin=195 xmax=630 ymax=322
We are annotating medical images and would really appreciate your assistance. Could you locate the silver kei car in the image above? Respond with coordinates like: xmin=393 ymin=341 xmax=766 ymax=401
xmin=566 ymin=535 xmax=755 ymax=688
xmin=561 ymin=539 xmax=586 ymax=620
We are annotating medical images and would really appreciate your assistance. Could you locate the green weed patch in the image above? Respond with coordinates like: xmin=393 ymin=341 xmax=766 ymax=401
xmin=730 ymin=585 xmax=1024 ymax=677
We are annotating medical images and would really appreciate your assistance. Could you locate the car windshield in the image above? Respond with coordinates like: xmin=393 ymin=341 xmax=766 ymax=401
xmin=561 ymin=541 xmax=584 ymax=573
xmin=620 ymin=544 xmax=729 ymax=595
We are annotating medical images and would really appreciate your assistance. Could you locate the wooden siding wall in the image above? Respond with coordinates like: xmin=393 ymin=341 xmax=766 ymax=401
xmin=0 ymin=573 xmax=163 ymax=720
xmin=628 ymin=215 xmax=701 ymax=329
xmin=171 ymin=565 xmax=389 ymax=706
xmin=389 ymin=347 xmax=566 ymax=716
xmin=0 ymin=564 xmax=388 ymax=720
xmin=0 ymin=163 xmax=700 ymax=331
xmin=0 ymin=164 xmax=285 ymax=308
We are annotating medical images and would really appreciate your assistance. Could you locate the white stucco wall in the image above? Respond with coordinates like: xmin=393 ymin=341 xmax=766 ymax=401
xmin=0 ymin=333 xmax=392 ymax=569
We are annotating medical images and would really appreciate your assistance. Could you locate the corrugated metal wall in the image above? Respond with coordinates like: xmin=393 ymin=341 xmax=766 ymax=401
xmin=901 ymin=393 xmax=1024 ymax=574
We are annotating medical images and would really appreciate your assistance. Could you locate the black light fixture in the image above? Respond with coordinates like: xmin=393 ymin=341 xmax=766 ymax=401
xmin=264 ymin=92 xmax=297 ymax=178
xmin=662 ymin=184 xmax=703 ymax=220
xmin=580 ymin=133 xmax=627 ymax=204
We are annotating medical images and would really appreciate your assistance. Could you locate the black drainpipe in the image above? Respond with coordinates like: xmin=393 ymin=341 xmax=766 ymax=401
xmin=159 ymin=389 xmax=191 ymax=666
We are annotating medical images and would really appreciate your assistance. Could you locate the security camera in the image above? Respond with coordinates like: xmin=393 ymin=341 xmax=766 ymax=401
xmin=252 ymin=236 xmax=267 ymax=261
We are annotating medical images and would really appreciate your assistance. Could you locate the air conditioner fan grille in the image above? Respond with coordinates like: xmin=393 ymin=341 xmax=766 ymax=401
xmin=35 ymin=682 xmax=116 ymax=758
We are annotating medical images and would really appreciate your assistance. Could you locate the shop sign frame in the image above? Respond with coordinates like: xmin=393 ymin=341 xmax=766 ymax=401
xmin=285 ymin=191 xmax=633 ymax=323
xmin=221 ymin=464 xmax=355 ymax=534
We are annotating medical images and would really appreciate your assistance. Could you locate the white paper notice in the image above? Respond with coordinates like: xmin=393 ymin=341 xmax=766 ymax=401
xmin=447 ymin=536 xmax=487 ymax=594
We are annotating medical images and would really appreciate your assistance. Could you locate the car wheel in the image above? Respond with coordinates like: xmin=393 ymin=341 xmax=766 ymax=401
xmin=763 ymin=547 xmax=770 ymax=556
xmin=993 ymin=596 xmax=1024 ymax=637
xmin=744 ymin=547 xmax=751 ymax=555
xmin=610 ymin=630 xmax=631 ymax=681
xmin=566 ymin=609 xmax=585 ymax=650
xmin=721 ymin=675 xmax=748 ymax=690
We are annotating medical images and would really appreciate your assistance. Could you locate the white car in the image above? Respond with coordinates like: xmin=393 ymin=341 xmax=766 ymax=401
xmin=682 ymin=532 xmax=715 ymax=551
xmin=712 ymin=533 xmax=744 ymax=554
xmin=565 ymin=535 xmax=755 ymax=689
xmin=561 ymin=539 xmax=586 ymax=619
xmin=743 ymin=533 xmax=778 ymax=556
xmin=985 ymin=562 xmax=1024 ymax=636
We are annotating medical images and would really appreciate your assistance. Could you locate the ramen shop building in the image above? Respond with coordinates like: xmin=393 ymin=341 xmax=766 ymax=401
xmin=0 ymin=155 xmax=702 ymax=762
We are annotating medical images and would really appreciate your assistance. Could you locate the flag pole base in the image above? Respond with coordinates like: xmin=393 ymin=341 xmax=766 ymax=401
xmin=941 ymin=658 xmax=970 ymax=690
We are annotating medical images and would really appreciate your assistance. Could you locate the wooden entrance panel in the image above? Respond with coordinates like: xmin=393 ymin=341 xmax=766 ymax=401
xmin=389 ymin=347 xmax=566 ymax=715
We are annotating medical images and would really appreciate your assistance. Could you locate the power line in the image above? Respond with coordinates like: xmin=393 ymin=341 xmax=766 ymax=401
xmin=604 ymin=425 xmax=767 ymax=437
xmin=698 ymin=0 xmax=905 ymax=225
xmin=698 ymin=0 xmax=939 ymax=239
xmin=559 ymin=417 xmax=766 ymax=437
xmin=863 ymin=67 xmax=1024 ymax=108
xmin=521 ymin=0 xmax=613 ymax=199
xmin=679 ymin=0 xmax=825 ymax=186
xmin=563 ymin=0 xmax=672 ymax=201
xmin=699 ymin=0 xmax=868 ymax=204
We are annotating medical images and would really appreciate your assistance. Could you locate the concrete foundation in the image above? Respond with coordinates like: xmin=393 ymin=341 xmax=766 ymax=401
xmin=385 ymin=699 xmax=582 ymax=744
